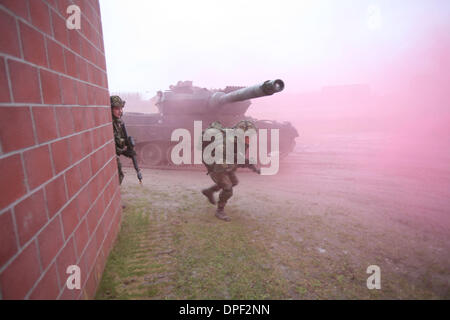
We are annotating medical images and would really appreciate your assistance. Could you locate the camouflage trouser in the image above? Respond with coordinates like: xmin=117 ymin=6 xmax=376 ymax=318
xmin=117 ymin=156 xmax=124 ymax=185
xmin=207 ymin=170 xmax=239 ymax=209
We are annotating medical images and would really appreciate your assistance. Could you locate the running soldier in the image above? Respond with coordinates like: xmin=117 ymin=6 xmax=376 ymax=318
xmin=201 ymin=120 xmax=261 ymax=221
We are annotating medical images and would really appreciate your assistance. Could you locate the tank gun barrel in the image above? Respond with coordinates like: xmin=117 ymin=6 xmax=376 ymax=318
xmin=209 ymin=79 xmax=284 ymax=108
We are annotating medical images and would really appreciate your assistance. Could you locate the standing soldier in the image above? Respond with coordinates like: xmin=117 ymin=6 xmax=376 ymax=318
xmin=201 ymin=120 xmax=261 ymax=221
xmin=111 ymin=95 xmax=129 ymax=185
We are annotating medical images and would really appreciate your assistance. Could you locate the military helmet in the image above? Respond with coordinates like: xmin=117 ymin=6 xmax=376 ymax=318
xmin=233 ymin=120 xmax=257 ymax=132
xmin=209 ymin=121 xmax=224 ymax=131
xmin=110 ymin=95 xmax=125 ymax=108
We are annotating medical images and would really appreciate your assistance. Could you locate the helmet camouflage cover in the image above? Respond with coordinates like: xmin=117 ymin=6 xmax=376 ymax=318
xmin=110 ymin=95 xmax=125 ymax=108
xmin=209 ymin=121 xmax=224 ymax=131
xmin=233 ymin=120 xmax=257 ymax=132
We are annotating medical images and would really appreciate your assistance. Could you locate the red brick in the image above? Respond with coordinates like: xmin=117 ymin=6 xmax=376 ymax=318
xmin=92 ymin=0 xmax=101 ymax=16
xmin=1 ymin=0 xmax=30 ymax=21
xmin=19 ymin=21 xmax=48 ymax=67
xmin=84 ymin=107 xmax=95 ymax=128
xmin=58 ymin=285 xmax=76 ymax=300
xmin=0 ymin=211 xmax=18 ymax=266
xmin=81 ymin=18 xmax=93 ymax=49
xmin=103 ymin=158 xmax=116 ymax=181
xmin=23 ymin=145 xmax=53 ymax=189
xmin=61 ymin=198 xmax=80 ymax=237
xmin=81 ymin=238 xmax=98 ymax=278
xmin=68 ymin=30 xmax=82 ymax=55
xmin=14 ymin=189 xmax=47 ymax=246
xmin=0 ymin=10 xmax=21 ymax=58
xmin=91 ymin=127 xmax=102 ymax=150
xmin=0 ymin=106 xmax=35 ymax=153
xmin=101 ymin=125 xmax=111 ymax=146
xmin=99 ymin=35 xmax=104 ymax=53
xmin=89 ymin=148 xmax=103 ymax=174
xmin=101 ymin=181 xmax=113 ymax=209
xmin=8 ymin=60 xmax=41 ymax=103
xmin=51 ymin=10 xmax=68 ymax=47
xmin=0 ymin=241 xmax=41 ymax=300
xmin=86 ymin=199 xmax=100 ymax=236
xmin=55 ymin=236 xmax=78 ymax=286
xmin=99 ymin=108 xmax=112 ymax=126
xmin=0 ymin=58 xmax=10 ymax=102
xmin=74 ymin=219 xmax=89 ymax=257
xmin=92 ymin=66 xmax=102 ymax=87
xmin=97 ymin=88 xmax=110 ymax=106
xmin=55 ymin=107 xmax=75 ymax=137
xmin=65 ymin=164 xmax=82 ymax=198
xmin=81 ymin=130 xmax=93 ymax=157
xmin=61 ymin=76 xmax=77 ymax=105
xmin=64 ymin=49 xmax=78 ymax=78
xmin=95 ymin=218 xmax=105 ymax=248
xmin=77 ymin=186 xmax=92 ymax=219
xmin=81 ymin=39 xmax=95 ymax=64
xmin=32 ymin=106 xmax=59 ymax=142
xmin=86 ymin=61 xmax=95 ymax=84
xmin=29 ymin=263 xmax=60 ymax=300
xmin=92 ymin=107 xmax=102 ymax=127
xmin=105 ymin=108 xmax=112 ymax=123
xmin=75 ymin=81 xmax=88 ymax=106
xmin=88 ymin=174 xmax=102 ymax=199
xmin=77 ymin=56 xmax=89 ymax=82
xmin=46 ymin=0 xmax=59 ymax=11
xmin=40 ymin=70 xmax=61 ymax=105
xmin=97 ymin=51 xmax=106 ymax=71
xmin=106 ymin=141 xmax=116 ymax=163
xmin=86 ymin=84 xmax=96 ymax=105
xmin=102 ymin=73 xmax=109 ymax=90
xmin=68 ymin=133 xmax=83 ymax=163
xmin=78 ymin=0 xmax=93 ymax=25
xmin=45 ymin=174 xmax=67 ymax=218
xmin=71 ymin=107 xmax=87 ymax=131
xmin=0 ymin=154 xmax=26 ymax=209
xmin=37 ymin=216 xmax=64 ymax=270
xmin=51 ymin=138 xmax=71 ymax=173
xmin=78 ymin=156 xmax=92 ymax=185
xmin=29 ymin=0 xmax=52 ymax=35
xmin=46 ymin=37 xmax=65 ymax=74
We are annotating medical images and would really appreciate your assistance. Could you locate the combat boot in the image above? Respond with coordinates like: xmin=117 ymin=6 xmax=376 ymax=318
xmin=202 ymin=188 xmax=216 ymax=205
xmin=215 ymin=208 xmax=231 ymax=222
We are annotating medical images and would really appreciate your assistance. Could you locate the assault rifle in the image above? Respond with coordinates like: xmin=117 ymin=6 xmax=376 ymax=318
xmin=121 ymin=122 xmax=143 ymax=184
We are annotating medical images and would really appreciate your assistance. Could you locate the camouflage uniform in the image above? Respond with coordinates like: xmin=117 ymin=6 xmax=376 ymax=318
xmin=111 ymin=96 xmax=127 ymax=185
xmin=201 ymin=120 xmax=259 ymax=221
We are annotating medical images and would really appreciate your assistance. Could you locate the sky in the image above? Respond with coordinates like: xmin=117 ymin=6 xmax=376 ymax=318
xmin=99 ymin=0 xmax=449 ymax=97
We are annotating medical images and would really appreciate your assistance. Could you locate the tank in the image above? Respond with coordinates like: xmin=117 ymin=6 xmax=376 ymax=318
xmin=122 ymin=79 xmax=299 ymax=167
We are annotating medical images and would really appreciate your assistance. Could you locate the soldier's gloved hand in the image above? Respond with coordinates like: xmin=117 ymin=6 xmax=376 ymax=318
xmin=123 ymin=149 xmax=137 ymax=158
xmin=117 ymin=147 xmax=126 ymax=156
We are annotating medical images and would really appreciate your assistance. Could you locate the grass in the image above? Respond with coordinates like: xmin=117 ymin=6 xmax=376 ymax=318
xmin=95 ymin=172 xmax=449 ymax=300
xmin=95 ymin=183 xmax=289 ymax=300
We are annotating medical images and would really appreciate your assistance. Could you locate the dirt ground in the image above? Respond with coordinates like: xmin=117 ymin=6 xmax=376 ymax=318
xmin=96 ymin=131 xmax=450 ymax=299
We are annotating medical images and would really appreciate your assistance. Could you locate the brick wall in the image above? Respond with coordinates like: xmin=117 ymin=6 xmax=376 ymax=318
xmin=0 ymin=0 xmax=122 ymax=299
